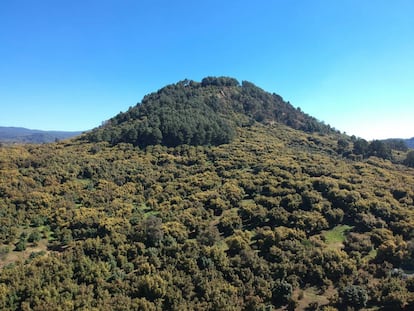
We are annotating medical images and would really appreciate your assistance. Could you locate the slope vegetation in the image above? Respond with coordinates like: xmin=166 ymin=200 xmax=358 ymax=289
xmin=0 ymin=78 xmax=414 ymax=310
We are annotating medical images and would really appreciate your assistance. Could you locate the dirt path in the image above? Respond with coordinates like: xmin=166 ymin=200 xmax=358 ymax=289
xmin=0 ymin=239 xmax=49 ymax=269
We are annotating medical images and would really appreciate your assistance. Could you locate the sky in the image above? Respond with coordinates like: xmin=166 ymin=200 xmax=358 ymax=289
xmin=1 ymin=0 xmax=413 ymax=140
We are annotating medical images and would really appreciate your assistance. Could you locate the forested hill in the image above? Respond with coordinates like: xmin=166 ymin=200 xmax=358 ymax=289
xmin=2 ymin=77 xmax=414 ymax=310
xmin=84 ymin=77 xmax=333 ymax=148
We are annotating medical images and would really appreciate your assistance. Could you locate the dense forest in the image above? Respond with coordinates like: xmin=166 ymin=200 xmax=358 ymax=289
xmin=1 ymin=77 xmax=414 ymax=310
xmin=84 ymin=77 xmax=333 ymax=148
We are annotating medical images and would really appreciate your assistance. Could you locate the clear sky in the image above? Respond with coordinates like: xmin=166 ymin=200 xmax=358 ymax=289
xmin=1 ymin=0 xmax=413 ymax=139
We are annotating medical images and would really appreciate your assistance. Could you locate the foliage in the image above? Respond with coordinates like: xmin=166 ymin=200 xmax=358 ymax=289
xmin=272 ymin=280 xmax=293 ymax=306
xmin=339 ymin=285 xmax=368 ymax=309
xmin=352 ymin=138 xmax=392 ymax=160
xmin=84 ymin=77 xmax=333 ymax=148
xmin=0 ymin=79 xmax=414 ymax=310
xmin=368 ymin=140 xmax=392 ymax=160
xmin=405 ymin=150 xmax=414 ymax=167
xmin=382 ymin=139 xmax=408 ymax=152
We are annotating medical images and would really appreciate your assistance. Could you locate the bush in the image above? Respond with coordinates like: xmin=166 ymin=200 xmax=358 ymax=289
xmin=0 ymin=246 xmax=10 ymax=257
xmin=272 ymin=280 xmax=293 ymax=306
xmin=28 ymin=230 xmax=41 ymax=243
xmin=340 ymin=285 xmax=368 ymax=309
xmin=15 ymin=240 xmax=27 ymax=251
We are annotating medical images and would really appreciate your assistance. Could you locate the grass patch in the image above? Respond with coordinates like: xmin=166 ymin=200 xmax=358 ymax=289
xmin=363 ymin=249 xmax=377 ymax=262
xmin=293 ymin=286 xmax=334 ymax=311
xmin=1 ymin=239 xmax=49 ymax=270
xmin=323 ymin=225 xmax=353 ymax=248
xmin=144 ymin=210 xmax=160 ymax=218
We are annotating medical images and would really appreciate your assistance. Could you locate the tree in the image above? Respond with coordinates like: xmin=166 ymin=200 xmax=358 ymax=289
xmin=384 ymin=139 xmax=408 ymax=152
xmin=272 ymin=280 xmax=293 ymax=307
xmin=28 ymin=230 xmax=41 ymax=244
xmin=337 ymin=138 xmax=350 ymax=154
xmin=340 ymin=285 xmax=368 ymax=310
xmin=201 ymin=76 xmax=239 ymax=87
xmin=405 ymin=150 xmax=414 ymax=167
xmin=15 ymin=232 xmax=27 ymax=251
xmin=145 ymin=216 xmax=164 ymax=246
xmin=379 ymin=278 xmax=409 ymax=309
xmin=15 ymin=239 xmax=26 ymax=251
xmin=368 ymin=140 xmax=392 ymax=159
xmin=353 ymin=139 xmax=369 ymax=156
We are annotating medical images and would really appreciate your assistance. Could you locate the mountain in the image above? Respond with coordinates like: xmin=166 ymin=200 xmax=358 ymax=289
xmin=1 ymin=77 xmax=414 ymax=310
xmin=0 ymin=126 xmax=83 ymax=144
xmin=405 ymin=138 xmax=414 ymax=149
xmin=381 ymin=138 xmax=414 ymax=151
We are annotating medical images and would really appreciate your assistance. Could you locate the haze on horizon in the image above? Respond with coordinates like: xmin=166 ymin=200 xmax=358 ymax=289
xmin=1 ymin=0 xmax=413 ymax=140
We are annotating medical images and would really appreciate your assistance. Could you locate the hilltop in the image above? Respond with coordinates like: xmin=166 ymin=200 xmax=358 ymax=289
xmin=1 ymin=77 xmax=414 ymax=310
xmin=84 ymin=77 xmax=333 ymax=148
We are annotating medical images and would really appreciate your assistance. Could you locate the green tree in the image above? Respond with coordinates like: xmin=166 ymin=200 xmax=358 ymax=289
xmin=145 ymin=216 xmax=164 ymax=246
xmin=353 ymin=138 xmax=369 ymax=156
xmin=272 ymin=280 xmax=293 ymax=307
xmin=15 ymin=232 xmax=27 ymax=251
xmin=368 ymin=140 xmax=392 ymax=159
xmin=28 ymin=230 xmax=41 ymax=243
xmin=337 ymin=138 xmax=350 ymax=154
xmin=340 ymin=285 xmax=368 ymax=310
xmin=15 ymin=239 xmax=26 ymax=251
xmin=405 ymin=150 xmax=414 ymax=167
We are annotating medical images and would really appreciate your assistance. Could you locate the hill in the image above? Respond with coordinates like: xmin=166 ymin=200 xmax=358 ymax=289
xmin=406 ymin=138 xmax=414 ymax=149
xmin=1 ymin=77 xmax=414 ymax=310
xmin=84 ymin=77 xmax=333 ymax=148
xmin=0 ymin=127 xmax=83 ymax=144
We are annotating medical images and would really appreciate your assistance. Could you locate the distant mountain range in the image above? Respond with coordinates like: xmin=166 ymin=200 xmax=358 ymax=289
xmin=0 ymin=126 xmax=83 ymax=144
xmin=405 ymin=138 xmax=414 ymax=149
xmin=382 ymin=137 xmax=414 ymax=150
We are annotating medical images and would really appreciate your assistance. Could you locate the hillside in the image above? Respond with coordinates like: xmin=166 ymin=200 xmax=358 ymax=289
xmin=0 ymin=127 xmax=82 ymax=144
xmin=1 ymin=77 xmax=414 ymax=310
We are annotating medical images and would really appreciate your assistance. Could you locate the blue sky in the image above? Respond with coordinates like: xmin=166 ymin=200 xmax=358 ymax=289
xmin=1 ymin=0 xmax=413 ymax=139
